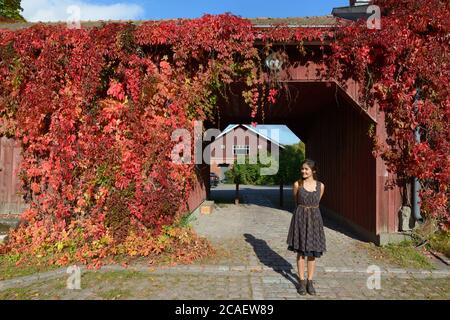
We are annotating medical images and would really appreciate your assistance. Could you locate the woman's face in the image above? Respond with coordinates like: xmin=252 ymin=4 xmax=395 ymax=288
xmin=301 ymin=163 xmax=314 ymax=179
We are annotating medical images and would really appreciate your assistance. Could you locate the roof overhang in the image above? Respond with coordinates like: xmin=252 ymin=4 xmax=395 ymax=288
xmin=215 ymin=124 xmax=286 ymax=149
xmin=0 ymin=16 xmax=338 ymax=31
xmin=331 ymin=5 xmax=371 ymax=21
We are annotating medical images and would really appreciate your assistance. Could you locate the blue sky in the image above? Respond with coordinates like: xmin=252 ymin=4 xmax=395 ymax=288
xmin=22 ymin=0 xmax=349 ymax=22
xmin=138 ymin=0 xmax=349 ymax=19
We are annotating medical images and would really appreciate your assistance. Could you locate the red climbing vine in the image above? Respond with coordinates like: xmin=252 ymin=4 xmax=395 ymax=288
xmin=0 ymin=1 xmax=448 ymax=266
xmin=325 ymin=0 xmax=449 ymax=229
xmin=0 ymin=16 xmax=266 ymax=265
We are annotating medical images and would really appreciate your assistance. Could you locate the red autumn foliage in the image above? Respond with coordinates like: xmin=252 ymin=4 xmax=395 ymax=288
xmin=0 ymin=15 xmax=264 ymax=264
xmin=325 ymin=0 xmax=449 ymax=229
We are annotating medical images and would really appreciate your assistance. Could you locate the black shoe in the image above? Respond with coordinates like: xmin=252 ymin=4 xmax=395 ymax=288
xmin=297 ymin=280 xmax=307 ymax=295
xmin=307 ymin=280 xmax=316 ymax=295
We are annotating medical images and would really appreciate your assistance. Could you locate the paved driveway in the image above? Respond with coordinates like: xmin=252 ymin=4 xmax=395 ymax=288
xmin=188 ymin=184 xmax=450 ymax=299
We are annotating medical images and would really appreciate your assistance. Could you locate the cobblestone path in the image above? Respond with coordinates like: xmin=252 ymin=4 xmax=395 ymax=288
xmin=0 ymin=185 xmax=449 ymax=300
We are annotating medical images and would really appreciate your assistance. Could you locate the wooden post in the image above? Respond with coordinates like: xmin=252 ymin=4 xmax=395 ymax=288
xmin=235 ymin=181 xmax=240 ymax=205
xmin=205 ymin=164 xmax=211 ymax=201
xmin=279 ymin=178 xmax=284 ymax=208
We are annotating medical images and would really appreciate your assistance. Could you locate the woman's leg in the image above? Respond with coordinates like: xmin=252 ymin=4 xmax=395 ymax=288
xmin=297 ymin=253 xmax=305 ymax=280
xmin=307 ymin=257 xmax=316 ymax=280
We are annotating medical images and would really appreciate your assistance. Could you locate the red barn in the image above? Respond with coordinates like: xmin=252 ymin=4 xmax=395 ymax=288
xmin=208 ymin=124 xmax=286 ymax=181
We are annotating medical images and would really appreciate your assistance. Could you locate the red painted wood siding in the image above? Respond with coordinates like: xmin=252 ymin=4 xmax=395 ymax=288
xmin=374 ymin=111 xmax=403 ymax=234
xmin=208 ymin=126 xmax=274 ymax=164
xmin=0 ymin=134 xmax=207 ymax=216
xmin=307 ymin=99 xmax=377 ymax=234
xmin=187 ymin=163 xmax=209 ymax=212
xmin=0 ymin=137 xmax=28 ymax=214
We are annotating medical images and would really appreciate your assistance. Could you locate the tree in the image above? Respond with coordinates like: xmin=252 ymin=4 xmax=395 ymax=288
xmin=275 ymin=142 xmax=305 ymax=185
xmin=225 ymin=158 xmax=261 ymax=185
xmin=0 ymin=0 xmax=25 ymax=22
xmin=224 ymin=141 xmax=305 ymax=185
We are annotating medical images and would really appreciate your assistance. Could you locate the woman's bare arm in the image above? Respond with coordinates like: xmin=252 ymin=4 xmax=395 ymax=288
xmin=320 ymin=183 xmax=325 ymax=201
xmin=293 ymin=181 xmax=299 ymax=206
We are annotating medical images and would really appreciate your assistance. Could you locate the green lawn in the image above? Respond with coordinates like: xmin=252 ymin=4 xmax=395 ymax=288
xmin=0 ymin=254 xmax=59 ymax=281
xmin=363 ymin=240 xmax=435 ymax=270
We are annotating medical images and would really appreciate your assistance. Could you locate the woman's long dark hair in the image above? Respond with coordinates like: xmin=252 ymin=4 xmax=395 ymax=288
xmin=294 ymin=159 xmax=319 ymax=201
xmin=299 ymin=158 xmax=319 ymax=184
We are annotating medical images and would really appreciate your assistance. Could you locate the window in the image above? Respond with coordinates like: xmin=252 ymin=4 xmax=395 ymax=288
xmin=233 ymin=145 xmax=249 ymax=155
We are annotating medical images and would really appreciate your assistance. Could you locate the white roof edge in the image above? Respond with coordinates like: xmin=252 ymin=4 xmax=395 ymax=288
xmin=215 ymin=124 xmax=239 ymax=139
xmin=214 ymin=124 xmax=286 ymax=149
xmin=242 ymin=124 xmax=286 ymax=149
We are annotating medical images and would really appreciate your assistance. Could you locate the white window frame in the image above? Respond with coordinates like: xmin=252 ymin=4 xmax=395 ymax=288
xmin=232 ymin=145 xmax=250 ymax=155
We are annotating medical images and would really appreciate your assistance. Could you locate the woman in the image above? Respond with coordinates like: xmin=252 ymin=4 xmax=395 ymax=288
xmin=286 ymin=159 xmax=326 ymax=295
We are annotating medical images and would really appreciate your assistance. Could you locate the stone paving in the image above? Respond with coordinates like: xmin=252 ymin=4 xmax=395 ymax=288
xmin=0 ymin=269 xmax=449 ymax=300
xmin=197 ymin=185 xmax=444 ymax=272
xmin=0 ymin=184 xmax=449 ymax=300
xmin=189 ymin=185 xmax=450 ymax=299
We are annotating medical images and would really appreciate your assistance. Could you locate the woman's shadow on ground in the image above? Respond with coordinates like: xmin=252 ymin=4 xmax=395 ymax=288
xmin=244 ymin=233 xmax=300 ymax=288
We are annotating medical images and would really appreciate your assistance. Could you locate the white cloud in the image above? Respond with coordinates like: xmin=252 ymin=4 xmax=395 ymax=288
xmin=22 ymin=0 xmax=145 ymax=22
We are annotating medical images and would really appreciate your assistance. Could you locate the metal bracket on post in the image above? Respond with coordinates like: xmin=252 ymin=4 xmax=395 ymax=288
xmin=412 ymin=85 xmax=423 ymax=224
xmin=279 ymin=179 xmax=284 ymax=208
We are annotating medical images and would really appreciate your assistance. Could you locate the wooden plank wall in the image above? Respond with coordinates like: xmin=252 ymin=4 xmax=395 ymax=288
xmin=307 ymin=101 xmax=377 ymax=234
xmin=0 ymin=137 xmax=28 ymax=214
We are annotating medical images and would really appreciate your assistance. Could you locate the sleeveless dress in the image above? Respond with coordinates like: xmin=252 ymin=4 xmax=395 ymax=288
xmin=287 ymin=180 xmax=326 ymax=257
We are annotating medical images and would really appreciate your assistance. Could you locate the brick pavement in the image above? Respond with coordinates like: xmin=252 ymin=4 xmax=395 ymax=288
xmin=0 ymin=185 xmax=449 ymax=299
xmin=0 ymin=265 xmax=448 ymax=300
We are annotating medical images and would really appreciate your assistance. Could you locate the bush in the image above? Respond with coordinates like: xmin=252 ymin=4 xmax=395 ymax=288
xmin=224 ymin=141 xmax=305 ymax=185
xmin=411 ymin=218 xmax=439 ymax=246
xmin=428 ymin=230 xmax=450 ymax=258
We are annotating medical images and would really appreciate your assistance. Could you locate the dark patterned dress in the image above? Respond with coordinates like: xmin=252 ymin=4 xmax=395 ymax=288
xmin=287 ymin=180 xmax=326 ymax=257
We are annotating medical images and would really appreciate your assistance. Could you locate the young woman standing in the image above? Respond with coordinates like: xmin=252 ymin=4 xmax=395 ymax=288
xmin=286 ymin=159 xmax=326 ymax=295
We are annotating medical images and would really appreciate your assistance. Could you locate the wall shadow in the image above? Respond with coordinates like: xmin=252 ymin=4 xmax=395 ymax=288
xmin=211 ymin=185 xmax=370 ymax=243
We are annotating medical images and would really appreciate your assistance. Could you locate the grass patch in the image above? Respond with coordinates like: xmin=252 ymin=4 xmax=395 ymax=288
xmin=98 ymin=288 xmax=131 ymax=300
xmin=52 ymin=278 xmax=68 ymax=290
xmin=176 ymin=212 xmax=197 ymax=228
xmin=215 ymin=202 xmax=231 ymax=208
xmin=213 ymin=196 xmax=244 ymax=207
xmin=80 ymin=270 xmax=151 ymax=299
xmin=0 ymin=287 xmax=41 ymax=300
xmin=427 ymin=230 xmax=450 ymax=258
xmin=365 ymin=240 xmax=434 ymax=270
xmin=81 ymin=270 xmax=149 ymax=287
xmin=0 ymin=254 xmax=59 ymax=281
xmin=0 ymin=223 xmax=11 ymax=234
